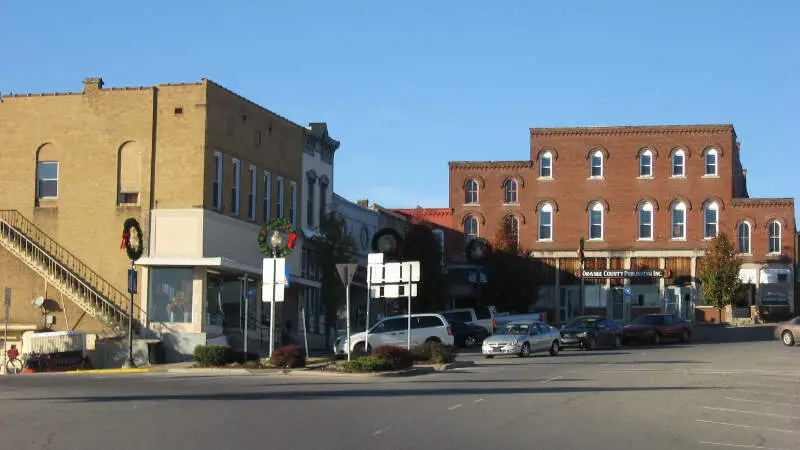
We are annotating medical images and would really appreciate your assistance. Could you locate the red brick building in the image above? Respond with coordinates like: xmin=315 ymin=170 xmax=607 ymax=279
xmin=447 ymin=124 xmax=795 ymax=323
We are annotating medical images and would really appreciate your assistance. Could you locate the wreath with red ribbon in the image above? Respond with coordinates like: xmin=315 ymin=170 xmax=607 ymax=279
xmin=258 ymin=218 xmax=298 ymax=258
xmin=121 ymin=217 xmax=144 ymax=261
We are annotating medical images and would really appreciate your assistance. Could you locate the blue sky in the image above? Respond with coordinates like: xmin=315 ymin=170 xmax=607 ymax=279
xmin=2 ymin=1 xmax=798 ymax=219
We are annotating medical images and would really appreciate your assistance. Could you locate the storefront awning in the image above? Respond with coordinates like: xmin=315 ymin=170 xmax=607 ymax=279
xmin=135 ymin=256 xmax=261 ymax=276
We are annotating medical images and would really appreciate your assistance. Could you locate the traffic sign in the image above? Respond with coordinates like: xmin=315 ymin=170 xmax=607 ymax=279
xmin=336 ymin=263 xmax=359 ymax=285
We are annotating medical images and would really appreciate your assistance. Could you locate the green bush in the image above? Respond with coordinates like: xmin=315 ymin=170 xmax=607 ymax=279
xmin=343 ymin=356 xmax=389 ymax=372
xmin=372 ymin=345 xmax=413 ymax=370
xmin=193 ymin=345 xmax=233 ymax=367
xmin=410 ymin=342 xmax=458 ymax=364
xmin=269 ymin=345 xmax=306 ymax=368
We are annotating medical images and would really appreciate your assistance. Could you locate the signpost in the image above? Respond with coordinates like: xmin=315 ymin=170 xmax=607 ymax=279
xmin=335 ymin=263 xmax=359 ymax=361
xmin=262 ymin=257 xmax=286 ymax=357
xmin=3 ymin=288 xmax=10 ymax=373
xmin=367 ymin=254 xmax=420 ymax=350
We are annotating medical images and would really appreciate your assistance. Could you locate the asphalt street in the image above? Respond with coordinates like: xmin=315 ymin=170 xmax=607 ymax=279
xmin=1 ymin=339 xmax=798 ymax=450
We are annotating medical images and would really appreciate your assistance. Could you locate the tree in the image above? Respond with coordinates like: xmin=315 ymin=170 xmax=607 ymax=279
xmin=483 ymin=217 xmax=539 ymax=313
xmin=315 ymin=212 xmax=357 ymax=343
xmin=400 ymin=223 xmax=449 ymax=313
xmin=698 ymin=232 xmax=741 ymax=324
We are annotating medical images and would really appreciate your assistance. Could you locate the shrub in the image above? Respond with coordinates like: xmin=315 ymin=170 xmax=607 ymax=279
xmin=194 ymin=345 xmax=233 ymax=367
xmin=410 ymin=342 xmax=458 ymax=364
xmin=343 ymin=356 xmax=389 ymax=373
xmin=269 ymin=345 xmax=306 ymax=368
xmin=372 ymin=345 xmax=413 ymax=370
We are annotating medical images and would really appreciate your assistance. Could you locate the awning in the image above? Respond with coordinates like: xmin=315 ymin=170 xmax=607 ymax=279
xmin=135 ymin=256 xmax=261 ymax=276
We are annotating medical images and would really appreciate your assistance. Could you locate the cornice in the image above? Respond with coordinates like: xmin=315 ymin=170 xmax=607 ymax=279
xmin=530 ymin=124 xmax=734 ymax=137
xmin=449 ymin=160 xmax=533 ymax=170
xmin=732 ymin=198 xmax=794 ymax=208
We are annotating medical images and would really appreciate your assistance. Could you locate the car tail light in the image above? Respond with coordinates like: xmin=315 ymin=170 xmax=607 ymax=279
xmin=447 ymin=327 xmax=453 ymax=336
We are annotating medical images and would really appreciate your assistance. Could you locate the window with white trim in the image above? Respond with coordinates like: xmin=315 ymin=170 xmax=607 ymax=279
xmin=703 ymin=202 xmax=719 ymax=239
xmin=276 ymin=176 xmax=285 ymax=218
xmin=465 ymin=179 xmax=479 ymax=204
xmin=290 ymin=181 xmax=298 ymax=226
xmin=540 ymin=152 xmax=553 ymax=178
xmin=768 ymin=220 xmax=781 ymax=254
xmin=506 ymin=216 xmax=519 ymax=243
xmin=231 ymin=158 xmax=240 ymax=215
xmin=590 ymin=151 xmax=603 ymax=178
xmin=538 ymin=203 xmax=553 ymax=241
xmin=671 ymin=202 xmax=686 ymax=240
xmin=464 ymin=215 xmax=478 ymax=241
xmin=737 ymin=222 xmax=751 ymax=254
xmin=212 ymin=152 xmax=222 ymax=209
xmin=248 ymin=165 xmax=257 ymax=220
xmin=589 ymin=202 xmax=603 ymax=240
xmin=36 ymin=161 xmax=59 ymax=199
xmin=263 ymin=171 xmax=271 ymax=222
xmin=704 ymin=149 xmax=718 ymax=176
xmin=504 ymin=179 xmax=518 ymax=204
xmin=638 ymin=202 xmax=653 ymax=240
xmin=639 ymin=150 xmax=652 ymax=177
xmin=671 ymin=150 xmax=685 ymax=177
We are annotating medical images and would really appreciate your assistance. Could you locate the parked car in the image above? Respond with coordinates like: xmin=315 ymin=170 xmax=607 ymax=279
xmin=622 ymin=314 xmax=692 ymax=345
xmin=759 ymin=295 xmax=794 ymax=323
xmin=481 ymin=320 xmax=561 ymax=358
xmin=439 ymin=306 xmax=496 ymax=334
xmin=773 ymin=316 xmax=800 ymax=346
xmin=333 ymin=313 xmax=454 ymax=355
xmin=493 ymin=312 xmax=547 ymax=332
xmin=559 ymin=316 xmax=623 ymax=350
xmin=449 ymin=321 xmax=490 ymax=348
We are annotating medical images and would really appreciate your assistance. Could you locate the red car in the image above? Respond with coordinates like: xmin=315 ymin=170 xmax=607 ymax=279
xmin=622 ymin=314 xmax=692 ymax=345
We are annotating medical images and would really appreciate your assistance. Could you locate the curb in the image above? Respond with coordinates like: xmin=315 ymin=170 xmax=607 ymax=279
xmin=270 ymin=366 xmax=437 ymax=378
xmin=166 ymin=368 xmax=253 ymax=375
xmin=66 ymin=368 xmax=152 ymax=374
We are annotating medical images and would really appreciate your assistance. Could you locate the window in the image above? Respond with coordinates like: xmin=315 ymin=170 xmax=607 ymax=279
xmin=540 ymin=152 xmax=553 ymax=178
xmin=263 ymin=171 xmax=271 ymax=222
xmin=254 ymin=129 xmax=262 ymax=147
xmin=248 ymin=166 xmax=257 ymax=220
xmin=638 ymin=202 xmax=653 ymax=240
xmin=231 ymin=159 xmax=240 ymax=215
xmin=590 ymin=151 xmax=603 ymax=178
xmin=290 ymin=181 xmax=298 ymax=226
xmin=639 ymin=150 xmax=652 ymax=177
xmin=504 ymin=179 xmax=518 ymax=204
xmin=212 ymin=152 xmax=222 ymax=209
xmin=737 ymin=222 xmax=751 ymax=254
xmin=148 ymin=268 xmax=194 ymax=323
xmin=703 ymin=202 xmax=718 ymax=239
xmin=432 ymin=229 xmax=445 ymax=266
xmin=671 ymin=150 xmax=685 ymax=177
xmin=319 ymin=179 xmax=329 ymax=224
xmin=768 ymin=220 xmax=781 ymax=254
xmin=118 ymin=142 xmax=141 ymax=205
xmin=589 ymin=202 xmax=603 ymax=240
xmin=538 ymin=203 xmax=553 ymax=241
xmin=307 ymin=177 xmax=316 ymax=227
xmin=276 ymin=177 xmax=284 ymax=218
xmin=36 ymin=161 xmax=59 ymax=199
xmin=671 ymin=202 xmax=686 ymax=239
xmin=506 ymin=216 xmax=519 ymax=243
xmin=704 ymin=149 xmax=718 ymax=176
xmin=465 ymin=179 xmax=479 ymax=204
xmin=464 ymin=215 xmax=478 ymax=240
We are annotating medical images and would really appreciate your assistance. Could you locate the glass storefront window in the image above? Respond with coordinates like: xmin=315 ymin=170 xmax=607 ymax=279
xmin=149 ymin=268 xmax=194 ymax=323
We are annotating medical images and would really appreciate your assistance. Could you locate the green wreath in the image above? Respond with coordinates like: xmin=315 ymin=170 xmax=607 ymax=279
xmin=258 ymin=218 xmax=298 ymax=258
xmin=121 ymin=218 xmax=144 ymax=261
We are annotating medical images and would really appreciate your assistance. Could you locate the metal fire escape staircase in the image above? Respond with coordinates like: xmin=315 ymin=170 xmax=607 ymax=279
xmin=0 ymin=210 xmax=141 ymax=338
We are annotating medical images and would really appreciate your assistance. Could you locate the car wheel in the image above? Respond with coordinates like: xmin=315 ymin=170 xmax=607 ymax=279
xmin=353 ymin=342 xmax=371 ymax=356
xmin=588 ymin=336 xmax=598 ymax=351
xmin=612 ymin=335 xmax=621 ymax=349
xmin=652 ymin=332 xmax=662 ymax=345
xmin=782 ymin=330 xmax=795 ymax=346
xmin=425 ymin=337 xmax=441 ymax=344
xmin=519 ymin=342 xmax=531 ymax=357
xmin=465 ymin=336 xmax=478 ymax=348
xmin=680 ymin=329 xmax=690 ymax=343
xmin=484 ymin=355 xmax=494 ymax=359
xmin=549 ymin=341 xmax=560 ymax=356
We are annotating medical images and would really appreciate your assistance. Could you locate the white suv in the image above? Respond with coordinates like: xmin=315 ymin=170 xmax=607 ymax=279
xmin=334 ymin=313 xmax=454 ymax=354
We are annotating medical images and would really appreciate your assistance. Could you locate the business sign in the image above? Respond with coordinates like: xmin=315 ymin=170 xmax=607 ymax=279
xmin=579 ymin=269 xmax=671 ymax=279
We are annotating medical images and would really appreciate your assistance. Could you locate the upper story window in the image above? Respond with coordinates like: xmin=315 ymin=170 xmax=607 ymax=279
xmin=263 ymin=171 xmax=272 ymax=222
xmin=254 ymin=129 xmax=262 ymax=147
xmin=703 ymin=201 xmax=719 ymax=239
xmin=231 ymin=158 xmax=241 ymax=216
xmin=540 ymin=152 xmax=553 ymax=178
xmin=504 ymin=179 xmax=518 ymax=204
xmin=212 ymin=151 xmax=222 ymax=209
xmin=768 ymin=220 xmax=782 ymax=254
xmin=590 ymin=151 xmax=603 ymax=178
xmin=465 ymin=179 xmax=479 ymax=204
xmin=704 ymin=149 xmax=718 ymax=176
xmin=588 ymin=202 xmax=604 ymax=240
xmin=638 ymin=202 xmax=654 ymax=240
xmin=118 ymin=142 xmax=142 ymax=205
xmin=671 ymin=201 xmax=687 ymax=240
xmin=276 ymin=176 xmax=285 ymax=218
xmin=505 ymin=216 xmax=519 ymax=243
xmin=248 ymin=165 xmax=257 ymax=220
xmin=538 ymin=203 xmax=553 ymax=241
xmin=737 ymin=221 xmax=751 ymax=254
xmin=319 ymin=177 xmax=329 ymax=224
xmin=639 ymin=149 xmax=653 ymax=177
xmin=289 ymin=181 xmax=298 ymax=226
xmin=464 ymin=215 xmax=478 ymax=241
xmin=431 ymin=229 xmax=445 ymax=266
xmin=36 ymin=161 xmax=59 ymax=200
xmin=671 ymin=149 xmax=686 ymax=177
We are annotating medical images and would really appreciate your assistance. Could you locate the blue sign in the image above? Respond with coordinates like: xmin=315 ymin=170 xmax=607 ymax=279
xmin=247 ymin=289 xmax=257 ymax=299
xmin=285 ymin=264 xmax=290 ymax=288
xmin=127 ymin=269 xmax=138 ymax=294
xmin=624 ymin=288 xmax=632 ymax=296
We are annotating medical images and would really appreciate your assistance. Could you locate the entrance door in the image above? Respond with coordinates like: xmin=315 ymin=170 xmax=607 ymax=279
xmin=665 ymin=287 xmax=680 ymax=316
xmin=611 ymin=287 xmax=625 ymax=320
xmin=680 ymin=290 xmax=694 ymax=322
xmin=559 ymin=287 xmax=579 ymax=322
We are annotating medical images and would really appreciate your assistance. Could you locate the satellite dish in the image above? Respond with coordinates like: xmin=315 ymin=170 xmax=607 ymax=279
xmin=32 ymin=296 xmax=45 ymax=308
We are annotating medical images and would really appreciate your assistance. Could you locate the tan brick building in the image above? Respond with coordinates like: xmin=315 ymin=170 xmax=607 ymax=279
xmin=0 ymin=77 xmax=332 ymax=360
xmin=449 ymin=124 xmax=796 ymax=323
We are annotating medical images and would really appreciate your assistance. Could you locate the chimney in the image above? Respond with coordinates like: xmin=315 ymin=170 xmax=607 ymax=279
xmin=83 ymin=77 xmax=104 ymax=93
xmin=356 ymin=199 xmax=369 ymax=208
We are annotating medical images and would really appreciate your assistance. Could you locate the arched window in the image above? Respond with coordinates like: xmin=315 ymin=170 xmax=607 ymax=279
xmin=540 ymin=152 xmax=553 ymax=178
xmin=538 ymin=203 xmax=553 ymax=241
xmin=505 ymin=216 xmax=519 ymax=243
xmin=638 ymin=202 xmax=654 ymax=240
xmin=703 ymin=202 xmax=719 ymax=239
xmin=639 ymin=149 xmax=653 ymax=177
xmin=590 ymin=151 xmax=603 ymax=178
xmin=464 ymin=215 xmax=478 ymax=241
xmin=671 ymin=149 xmax=686 ymax=177
xmin=671 ymin=202 xmax=686 ymax=240
xmin=768 ymin=220 xmax=782 ymax=254
xmin=737 ymin=222 xmax=751 ymax=254
xmin=704 ymin=149 xmax=718 ymax=176
xmin=504 ymin=179 xmax=518 ymax=204
xmin=589 ymin=202 xmax=604 ymax=240
xmin=36 ymin=143 xmax=60 ymax=201
xmin=465 ymin=179 xmax=479 ymax=204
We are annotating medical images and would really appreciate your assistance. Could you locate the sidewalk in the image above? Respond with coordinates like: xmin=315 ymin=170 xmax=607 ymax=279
xmin=692 ymin=323 xmax=776 ymax=344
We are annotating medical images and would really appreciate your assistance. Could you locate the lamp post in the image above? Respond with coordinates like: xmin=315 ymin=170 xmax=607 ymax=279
xmin=268 ymin=230 xmax=284 ymax=358
xmin=366 ymin=228 xmax=403 ymax=353
xmin=465 ymin=238 xmax=491 ymax=309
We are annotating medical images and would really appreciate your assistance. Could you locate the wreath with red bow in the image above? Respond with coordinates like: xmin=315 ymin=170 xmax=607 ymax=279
xmin=258 ymin=218 xmax=298 ymax=258
xmin=120 ymin=217 xmax=144 ymax=261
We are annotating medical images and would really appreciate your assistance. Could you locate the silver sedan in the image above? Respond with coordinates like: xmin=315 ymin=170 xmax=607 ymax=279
xmin=481 ymin=320 xmax=561 ymax=358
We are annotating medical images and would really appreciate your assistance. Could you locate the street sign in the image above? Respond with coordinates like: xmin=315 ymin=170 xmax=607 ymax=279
xmin=336 ymin=263 xmax=359 ymax=285
xmin=624 ymin=288 xmax=632 ymax=296
xmin=127 ymin=269 xmax=138 ymax=294
xmin=262 ymin=258 xmax=287 ymax=303
xmin=285 ymin=264 xmax=290 ymax=288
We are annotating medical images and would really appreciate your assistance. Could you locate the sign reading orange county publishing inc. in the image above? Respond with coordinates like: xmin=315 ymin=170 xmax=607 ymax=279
xmin=578 ymin=269 xmax=672 ymax=279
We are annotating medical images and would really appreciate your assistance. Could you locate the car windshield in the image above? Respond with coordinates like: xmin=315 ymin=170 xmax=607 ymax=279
xmin=566 ymin=317 xmax=598 ymax=328
xmin=500 ymin=323 xmax=531 ymax=335
xmin=631 ymin=315 xmax=663 ymax=325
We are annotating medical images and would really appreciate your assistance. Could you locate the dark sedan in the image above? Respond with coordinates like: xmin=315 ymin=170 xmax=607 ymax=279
xmin=450 ymin=321 xmax=490 ymax=348
xmin=559 ymin=316 xmax=623 ymax=350
xmin=622 ymin=313 xmax=692 ymax=345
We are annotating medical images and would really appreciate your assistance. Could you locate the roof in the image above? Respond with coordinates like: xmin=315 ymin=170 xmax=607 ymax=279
xmin=390 ymin=207 xmax=452 ymax=228
xmin=530 ymin=124 xmax=735 ymax=137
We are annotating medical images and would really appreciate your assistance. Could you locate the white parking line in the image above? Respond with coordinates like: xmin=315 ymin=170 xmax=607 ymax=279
xmin=732 ymin=389 xmax=800 ymax=398
xmin=542 ymin=376 xmax=563 ymax=383
xmin=448 ymin=404 xmax=463 ymax=410
xmin=372 ymin=425 xmax=392 ymax=436
xmin=696 ymin=419 xmax=800 ymax=434
xmin=699 ymin=441 xmax=792 ymax=450
xmin=702 ymin=406 xmax=800 ymax=420
xmin=474 ymin=398 xmax=484 ymax=403
xmin=725 ymin=397 xmax=800 ymax=408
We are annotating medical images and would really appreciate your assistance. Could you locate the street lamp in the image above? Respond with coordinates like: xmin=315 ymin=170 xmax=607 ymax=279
xmin=268 ymin=229 xmax=284 ymax=357
xmin=465 ymin=238 xmax=492 ymax=312
xmin=365 ymin=228 xmax=404 ymax=351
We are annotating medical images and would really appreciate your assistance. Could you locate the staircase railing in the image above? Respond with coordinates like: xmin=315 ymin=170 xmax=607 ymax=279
xmin=0 ymin=209 xmax=143 ymax=335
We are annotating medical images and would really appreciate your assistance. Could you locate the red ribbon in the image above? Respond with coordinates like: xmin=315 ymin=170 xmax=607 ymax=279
xmin=287 ymin=233 xmax=297 ymax=250
xmin=120 ymin=231 xmax=130 ymax=250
